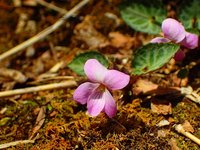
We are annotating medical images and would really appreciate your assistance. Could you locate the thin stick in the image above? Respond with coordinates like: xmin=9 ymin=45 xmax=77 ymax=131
xmin=35 ymin=0 xmax=67 ymax=14
xmin=174 ymin=124 xmax=200 ymax=146
xmin=0 ymin=139 xmax=35 ymax=149
xmin=0 ymin=81 xmax=77 ymax=98
xmin=0 ymin=0 xmax=90 ymax=62
xmin=48 ymin=61 xmax=65 ymax=73
xmin=181 ymin=86 xmax=200 ymax=104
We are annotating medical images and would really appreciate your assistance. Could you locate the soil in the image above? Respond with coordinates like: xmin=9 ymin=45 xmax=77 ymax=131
xmin=0 ymin=0 xmax=199 ymax=149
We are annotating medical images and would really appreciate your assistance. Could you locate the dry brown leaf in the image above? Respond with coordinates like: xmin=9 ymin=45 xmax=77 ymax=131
xmin=132 ymin=79 xmax=180 ymax=96
xmin=137 ymin=111 xmax=151 ymax=125
xmin=1 ymin=81 xmax=16 ymax=90
xmin=28 ymin=51 xmax=55 ymax=77
xmin=132 ymin=79 xmax=158 ymax=95
xmin=13 ymin=0 xmax=22 ymax=7
xmin=182 ymin=120 xmax=194 ymax=133
xmin=146 ymin=86 xmax=180 ymax=95
xmin=157 ymin=119 xmax=170 ymax=127
xmin=108 ymin=32 xmax=135 ymax=49
xmin=74 ymin=15 xmax=109 ymax=49
xmin=151 ymin=99 xmax=172 ymax=115
xmin=171 ymin=72 xmax=188 ymax=87
xmin=157 ymin=129 xmax=170 ymax=137
xmin=29 ymin=106 xmax=46 ymax=140
xmin=15 ymin=13 xmax=28 ymax=34
xmin=169 ymin=138 xmax=181 ymax=150
xmin=0 ymin=68 xmax=27 ymax=83
xmin=50 ymin=111 xmax=58 ymax=117
xmin=168 ymin=117 xmax=175 ymax=124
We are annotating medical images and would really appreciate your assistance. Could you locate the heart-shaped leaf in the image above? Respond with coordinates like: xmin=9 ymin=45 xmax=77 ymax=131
xmin=132 ymin=43 xmax=180 ymax=75
xmin=68 ymin=51 xmax=109 ymax=76
xmin=120 ymin=0 xmax=166 ymax=34
xmin=179 ymin=0 xmax=200 ymax=30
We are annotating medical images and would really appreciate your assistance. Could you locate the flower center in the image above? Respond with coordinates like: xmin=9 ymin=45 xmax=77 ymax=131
xmin=96 ymin=84 xmax=106 ymax=93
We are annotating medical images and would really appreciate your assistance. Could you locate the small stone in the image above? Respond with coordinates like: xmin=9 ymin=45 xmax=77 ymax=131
xmin=157 ymin=119 xmax=170 ymax=127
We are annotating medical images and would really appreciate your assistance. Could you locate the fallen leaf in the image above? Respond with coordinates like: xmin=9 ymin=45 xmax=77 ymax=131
xmin=109 ymin=32 xmax=135 ymax=49
xmin=182 ymin=120 xmax=194 ymax=133
xmin=1 ymin=81 xmax=16 ymax=90
xmin=157 ymin=129 xmax=170 ymax=137
xmin=145 ymin=86 xmax=180 ymax=95
xmin=50 ymin=111 xmax=58 ymax=117
xmin=171 ymin=72 xmax=188 ymax=87
xmin=156 ymin=119 xmax=170 ymax=127
xmin=29 ymin=106 xmax=46 ymax=140
xmin=168 ymin=117 xmax=175 ymax=124
xmin=132 ymin=79 xmax=158 ymax=95
xmin=151 ymin=99 xmax=172 ymax=115
xmin=169 ymin=138 xmax=181 ymax=150
xmin=0 ymin=68 xmax=27 ymax=83
xmin=74 ymin=15 xmax=109 ymax=49
xmin=13 ymin=0 xmax=22 ymax=7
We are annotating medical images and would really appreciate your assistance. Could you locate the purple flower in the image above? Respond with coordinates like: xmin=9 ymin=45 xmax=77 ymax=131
xmin=174 ymin=49 xmax=185 ymax=61
xmin=150 ymin=18 xmax=198 ymax=49
xmin=162 ymin=18 xmax=186 ymax=43
xmin=73 ymin=59 xmax=130 ymax=118
xmin=180 ymin=32 xmax=199 ymax=49
xmin=150 ymin=37 xmax=170 ymax=43
xmin=150 ymin=18 xmax=199 ymax=61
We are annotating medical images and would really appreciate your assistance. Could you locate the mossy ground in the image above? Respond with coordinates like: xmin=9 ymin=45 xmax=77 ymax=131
xmin=1 ymin=89 xmax=199 ymax=149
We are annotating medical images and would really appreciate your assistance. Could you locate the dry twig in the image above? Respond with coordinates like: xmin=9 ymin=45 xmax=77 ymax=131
xmin=48 ymin=61 xmax=65 ymax=73
xmin=34 ymin=75 xmax=74 ymax=84
xmin=0 ymin=0 xmax=90 ymax=62
xmin=174 ymin=124 xmax=200 ymax=146
xmin=0 ymin=133 xmax=39 ymax=149
xmin=35 ymin=0 xmax=67 ymax=14
xmin=0 ymin=140 xmax=34 ymax=149
xmin=0 ymin=81 xmax=77 ymax=98
xmin=0 ymin=136 xmax=37 ymax=149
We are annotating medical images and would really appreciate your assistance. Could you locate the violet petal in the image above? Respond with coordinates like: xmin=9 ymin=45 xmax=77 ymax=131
xmin=150 ymin=37 xmax=170 ymax=43
xmin=180 ymin=32 xmax=198 ymax=49
xmin=103 ymin=70 xmax=130 ymax=90
xmin=87 ymin=89 xmax=106 ymax=117
xmin=73 ymin=82 xmax=99 ymax=104
xmin=162 ymin=18 xmax=186 ymax=43
xmin=84 ymin=59 xmax=108 ymax=83
xmin=103 ymin=89 xmax=117 ymax=118
xmin=174 ymin=49 xmax=185 ymax=61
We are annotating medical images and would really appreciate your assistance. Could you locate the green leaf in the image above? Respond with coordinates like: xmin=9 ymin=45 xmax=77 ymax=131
xmin=120 ymin=0 xmax=166 ymax=34
xmin=186 ymin=28 xmax=199 ymax=35
xmin=68 ymin=51 xmax=109 ymax=76
xmin=132 ymin=43 xmax=180 ymax=75
xmin=179 ymin=0 xmax=200 ymax=30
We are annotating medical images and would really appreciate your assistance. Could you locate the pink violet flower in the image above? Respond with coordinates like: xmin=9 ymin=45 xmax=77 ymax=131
xmin=150 ymin=37 xmax=186 ymax=61
xmin=73 ymin=59 xmax=130 ymax=118
xmin=151 ymin=18 xmax=198 ymax=49
xmin=162 ymin=18 xmax=186 ymax=43
xmin=180 ymin=32 xmax=199 ymax=49
xmin=150 ymin=18 xmax=199 ymax=61
xmin=150 ymin=37 xmax=170 ymax=43
xmin=174 ymin=49 xmax=185 ymax=61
